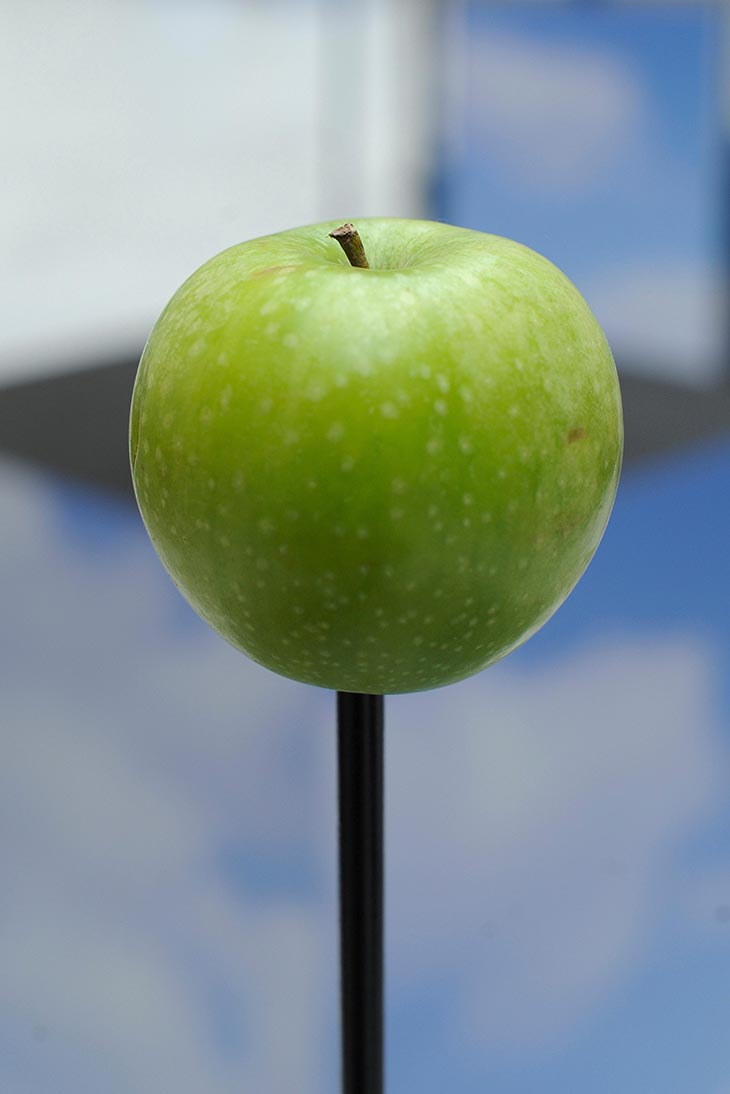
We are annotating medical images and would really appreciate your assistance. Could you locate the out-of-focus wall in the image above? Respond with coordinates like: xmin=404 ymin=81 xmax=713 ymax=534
xmin=0 ymin=0 xmax=436 ymax=385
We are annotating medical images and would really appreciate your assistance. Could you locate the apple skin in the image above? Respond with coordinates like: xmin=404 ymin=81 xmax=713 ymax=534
xmin=130 ymin=218 xmax=622 ymax=694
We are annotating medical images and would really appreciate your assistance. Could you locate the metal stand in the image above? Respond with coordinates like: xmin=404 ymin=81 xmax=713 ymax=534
xmin=337 ymin=692 xmax=384 ymax=1094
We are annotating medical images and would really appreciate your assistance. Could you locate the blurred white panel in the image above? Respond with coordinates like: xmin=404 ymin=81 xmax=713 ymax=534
xmin=0 ymin=0 xmax=431 ymax=384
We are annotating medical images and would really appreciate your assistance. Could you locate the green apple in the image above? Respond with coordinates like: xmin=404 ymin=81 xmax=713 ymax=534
xmin=130 ymin=218 xmax=622 ymax=694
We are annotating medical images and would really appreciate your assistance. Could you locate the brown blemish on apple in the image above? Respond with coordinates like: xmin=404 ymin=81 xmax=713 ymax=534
xmin=131 ymin=424 xmax=140 ymax=471
xmin=130 ymin=386 xmax=144 ymax=472
xmin=567 ymin=426 xmax=586 ymax=444
xmin=252 ymin=264 xmax=299 ymax=278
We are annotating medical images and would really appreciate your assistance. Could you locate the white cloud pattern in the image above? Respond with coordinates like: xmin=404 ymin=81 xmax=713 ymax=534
xmin=0 ymin=458 xmax=726 ymax=1088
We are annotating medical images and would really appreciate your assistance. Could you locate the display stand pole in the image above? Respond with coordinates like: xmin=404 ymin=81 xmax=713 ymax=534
xmin=337 ymin=691 xmax=384 ymax=1094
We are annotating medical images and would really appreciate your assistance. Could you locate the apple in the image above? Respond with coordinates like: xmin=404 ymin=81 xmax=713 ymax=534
xmin=130 ymin=218 xmax=622 ymax=694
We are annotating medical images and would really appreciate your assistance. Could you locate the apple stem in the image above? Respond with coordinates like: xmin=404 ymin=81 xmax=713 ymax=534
xmin=329 ymin=223 xmax=370 ymax=269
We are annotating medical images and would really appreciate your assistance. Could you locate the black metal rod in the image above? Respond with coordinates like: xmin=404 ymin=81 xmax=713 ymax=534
xmin=337 ymin=691 xmax=384 ymax=1094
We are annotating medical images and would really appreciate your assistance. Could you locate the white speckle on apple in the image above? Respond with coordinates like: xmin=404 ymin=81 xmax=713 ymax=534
xmin=426 ymin=437 xmax=442 ymax=454
xmin=462 ymin=493 xmax=473 ymax=506
xmin=390 ymin=508 xmax=404 ymax=521
xmin=327 ymin=422 xmax=345 ymax=441
xmin=220 ymin=385 xmax=232 ymax=410
xmin=380 ymin=401 xmax=398 ymax=419
xmin=219 ymin=535 xmax=230 ymax=548
xmin=232 ymin=470 xmax=244 ymax=491
xmin=463 ymin=517 xmax=472 ymax=528
xmin=498 ymin=469 xmax=507 ymax=479
xmin=282 ymin=429 xmax=299 ymax=446
xmin=207 ymin=477 xmax=215 ymax=490
xmin=391 ymin=477 xmax=406 ymax=494
xmin=459 ymin=437 xmax=474 ymax=454
xmin=194 ymin=518 xmax=209 ymax=531
xmin=260 ymin=300 xmax=276 ymax=316
xmin=259 ymin=397 xmax=273 ymax=413
xmin=340 ymin=456 xmax=354 ymax=472
xmin=258 ymin=518 xmax=275 ymax=534
xmin=265 ymin=321 xmax=279 ymax=337
xmin=434 ymin=399 xmax=448 ymax=416
xmin=436 ymin=374 xmax=450 ymax=393
xmin=356 ymin=527 xmax=369 ymax=539
xmin=256 ymin=558 xmax=269 ymax=571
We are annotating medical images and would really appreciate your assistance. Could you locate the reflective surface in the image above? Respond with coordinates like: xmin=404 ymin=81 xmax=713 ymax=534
xmin=0 ymin=439 xmax=728 ymax=1093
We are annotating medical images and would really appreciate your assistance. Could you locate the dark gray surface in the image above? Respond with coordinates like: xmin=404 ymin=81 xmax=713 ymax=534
xmin=0 ymin=357 xmax=728 ymax=497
